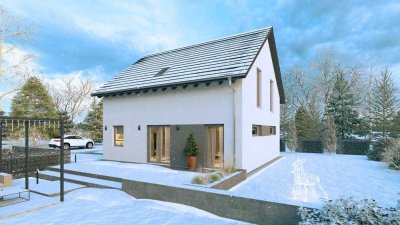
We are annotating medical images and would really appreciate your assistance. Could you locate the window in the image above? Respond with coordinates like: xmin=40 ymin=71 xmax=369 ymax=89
xmin=252 ymin=125 xmax=276 ymax=136
xmin=270 ymin=80 xmax=274 ymax=112
xmin=155 ymin=67 xmax=170 ymax=76
xmin=252 ymin=125 xmax=261 ymax=136
xmin=257 ymin=69 xmax=262 ymax=108
xmin=114 ymin=126 xmax=124 ymax=146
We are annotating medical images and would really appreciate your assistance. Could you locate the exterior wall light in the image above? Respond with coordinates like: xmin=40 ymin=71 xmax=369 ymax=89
xmin=138 ymin=125 xmax=141 ymax=130
xmin=105 ymin=125 xmax=107 ymax=131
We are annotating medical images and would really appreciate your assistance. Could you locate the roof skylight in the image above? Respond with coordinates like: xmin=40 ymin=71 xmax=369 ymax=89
xmin=155 ymin=67 xmax=170 ymax=76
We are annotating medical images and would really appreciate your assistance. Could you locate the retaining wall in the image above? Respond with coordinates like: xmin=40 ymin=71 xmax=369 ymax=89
xmin=122 ymin=179 xmax=301 ymax=225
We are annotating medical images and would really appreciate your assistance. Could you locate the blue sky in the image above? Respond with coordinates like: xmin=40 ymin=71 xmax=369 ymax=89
xmin=1 ymin=0 xmax=400 ymax=109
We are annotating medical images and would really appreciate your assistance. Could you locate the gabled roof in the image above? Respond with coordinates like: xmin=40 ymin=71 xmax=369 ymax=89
xmin=92 ymin=27 xmax=285 ymax=104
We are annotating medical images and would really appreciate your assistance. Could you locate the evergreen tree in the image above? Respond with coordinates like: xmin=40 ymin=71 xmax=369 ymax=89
xmin=10 ymin=77 xmax=58 ymax=137
xmin=327 ymin=71 xmax=360 ymax=139
xmin=61 ymin=112 xmax=74 ymax=134
xmin=287 ymin=121 xmax=298 ymax=152
xmin=370 ymin=69 xmax=398 ymax=137
xmin=82 ymin=100 xmax=103 ymax=142
xmin=183 ymin=133 xmax=199 ymax=157
xmin=393 ymin=111 xmax=400 ymax=137
xmin=295 ymin=106 xmax=323 ymax=140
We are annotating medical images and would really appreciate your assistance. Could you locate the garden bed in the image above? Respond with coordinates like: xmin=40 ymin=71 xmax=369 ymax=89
xmin=186 ymin=170 xmax=246 ymax=190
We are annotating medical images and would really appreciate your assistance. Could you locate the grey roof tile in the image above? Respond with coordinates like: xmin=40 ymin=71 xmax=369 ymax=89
xmin=93 ymin=27 xmax=272 ymax=96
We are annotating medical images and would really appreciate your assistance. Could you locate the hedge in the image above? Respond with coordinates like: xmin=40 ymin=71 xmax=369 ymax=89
xmin=296 ymin=140 xmax=323 ymax=153
xmin=337 ymin=139 xmax=370 ymax=155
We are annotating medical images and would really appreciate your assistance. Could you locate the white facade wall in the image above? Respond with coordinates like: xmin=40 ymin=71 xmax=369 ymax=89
xmin=102 ymin=39 xmax=281 ymax=172
xmin=240 ymin=41 xmax=281 ymax=172
xmin=103 ymin=82 xmax=241 ymax=167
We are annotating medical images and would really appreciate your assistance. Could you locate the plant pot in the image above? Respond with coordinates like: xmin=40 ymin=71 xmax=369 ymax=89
xmin=187 ymin=156 xmax=197 ymax=171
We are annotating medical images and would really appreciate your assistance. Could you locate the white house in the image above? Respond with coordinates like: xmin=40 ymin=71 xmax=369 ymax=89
xmin=92 ymin=27 xmax=285 ymax=172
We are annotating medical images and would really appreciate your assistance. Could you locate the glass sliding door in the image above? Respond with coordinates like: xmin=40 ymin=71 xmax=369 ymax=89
xmin=161 ymin=127 xmax=170 ymax=163
xmin=148 ymin=126 xmax=170 ymax=164
xmin=207 ymin=126 xmax=224 ymax=168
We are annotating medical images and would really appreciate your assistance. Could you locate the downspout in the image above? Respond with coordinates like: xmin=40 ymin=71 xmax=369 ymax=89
xmin=227 ymin=77 xmax=236 ymax=168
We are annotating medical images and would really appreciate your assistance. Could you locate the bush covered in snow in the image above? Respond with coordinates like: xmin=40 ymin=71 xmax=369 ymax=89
xmin=298 ymin=197 xmax=400 ymax=225
xmin=382 ymin=138 xmax=400 ymax=170
xmin=367 ymin=138 xmax=388 ymax=161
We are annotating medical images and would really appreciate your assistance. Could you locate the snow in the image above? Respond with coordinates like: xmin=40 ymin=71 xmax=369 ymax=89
xmin=1 ymin=188 xmax=249 ymax=225
xmin=12 ymin=178 xmax=85 ymax=196
xmin=50 ymin=161 xmax=201 ymax=186
xmin=40 ymin=170 xmax=122 ymax=189
xmin=70 ymin=145 xmax=103 ymax=162
xmin=230 ymin=152 xmax=400 ymax=208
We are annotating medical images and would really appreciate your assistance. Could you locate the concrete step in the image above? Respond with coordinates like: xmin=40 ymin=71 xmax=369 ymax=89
xmin=46 ymin=166 xmax=122 ymax=183
xmin=39 ymin=170 xmax=122 ymax=189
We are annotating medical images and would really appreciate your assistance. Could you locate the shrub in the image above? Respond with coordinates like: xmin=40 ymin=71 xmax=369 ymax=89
xmin=367 ymin=138 xmax=388 ymax=161
xmin=208 ymin=173 xmax=222 ymax=182
xmin=298 ymin=197 xmax=400 ymax=225
xmin=192 ymin=172 xmax=224 ymax=185
xmin=222 ymin=166 xmax=237 ymax=175
xmin=191 ymin=175 xmax=210 ymax=185
xmin=382 ymin=138 xmax=400 ymax=170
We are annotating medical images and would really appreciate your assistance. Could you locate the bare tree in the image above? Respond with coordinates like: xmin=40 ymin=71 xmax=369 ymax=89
xmin=48 ymin=76 xmax=95 ymax=123
xmin=285 ymin=65 xmax=321 ymax=119
xmin=324 ymin=117 xmax=337 ymax=154
xmin=0 ymin=5 xmax=35 ymax=109
xmin=311 ymin=49 xmax=340 ymax=120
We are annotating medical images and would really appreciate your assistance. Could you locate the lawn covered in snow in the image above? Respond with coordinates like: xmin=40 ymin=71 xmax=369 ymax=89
xmin=51 ymin=161 xmax=200 ymax=186
xmin=1 ymin=188 xmax=248 ymax=225
xmin=230 ymin=152 xmax=400 ymax=208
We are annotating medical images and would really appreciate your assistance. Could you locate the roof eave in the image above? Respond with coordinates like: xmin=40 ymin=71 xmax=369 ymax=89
xmin=91 ymin=74 xmax=246 ymax=97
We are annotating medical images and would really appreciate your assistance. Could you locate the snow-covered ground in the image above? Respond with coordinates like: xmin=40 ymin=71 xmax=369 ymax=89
xmin=230 ymin=152 xmax=400 ymax=208
xmin=70 ymin=144 xmax=103 ymax=162
xmin=1 ymin=188 xmax=248 ymax=225
xmin=12 ymin=178 xmax=85 ymax=196
xmin=51 ymin=161 xmax=200 ymax=186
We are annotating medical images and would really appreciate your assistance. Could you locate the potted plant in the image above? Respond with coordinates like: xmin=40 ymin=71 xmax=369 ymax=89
xmin=183 ymin=133 xmax=200 ymax=171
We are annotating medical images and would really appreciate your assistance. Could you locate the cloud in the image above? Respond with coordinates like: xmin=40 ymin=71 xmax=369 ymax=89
xmin=1 ymin=0 xmax=399 ymax=94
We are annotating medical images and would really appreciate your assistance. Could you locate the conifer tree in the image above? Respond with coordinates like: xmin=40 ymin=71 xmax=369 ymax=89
xmin=295 ymin=107 xmax=323 ymax=140
xmin=370 ymin=69 xmax=398 ymax=137
xmin=183 ymin=133 xmax=199 ymax=157
xmin=327 ymin=70 xmax=360 ymax=139
xmin=10 ymin=77 xmax=58 ymax=137
xmin=287 ymin=121 xmax=298 ymax=152
xmin=82 ymin=100 xmax=103 ymax=142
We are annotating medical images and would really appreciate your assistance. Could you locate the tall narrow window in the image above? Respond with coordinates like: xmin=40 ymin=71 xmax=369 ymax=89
xmin=257 ymin=69 xmax=262 ymax=108
xmin=114 ymin=126 xmax=124 ymax=146
xmin=270 ymin=80 xmax=274 ymax=112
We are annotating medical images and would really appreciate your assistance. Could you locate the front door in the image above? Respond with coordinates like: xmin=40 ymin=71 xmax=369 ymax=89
xmin=207 ymin=126 xmax=224 ymax=168
xmin=148 ymin=126 xmax=170 ymax=164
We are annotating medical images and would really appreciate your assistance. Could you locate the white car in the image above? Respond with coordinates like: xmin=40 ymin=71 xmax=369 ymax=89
xmin=49 ymin=135 xmax=94 ymax=150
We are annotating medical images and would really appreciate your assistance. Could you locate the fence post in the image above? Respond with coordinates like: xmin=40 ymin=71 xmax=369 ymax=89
xmin=36 ymin=169 xmax=39 ymax=184
xmin=0 ymin=119 xmax=3 ymax=172
xmin=59 ymin=115 xmax=65 ymax=202
xmin=25 ymin=120 xmax=29 ymax=190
